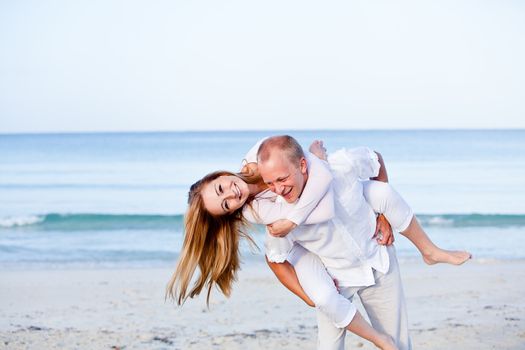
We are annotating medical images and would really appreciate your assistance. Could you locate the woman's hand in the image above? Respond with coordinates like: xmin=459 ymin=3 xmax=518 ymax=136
xmin=309 ymin=140 xmax=328 ymax=161
xmin=240 ymin=161 xmax=259 ymax=177
xmin=267 ymin=219 xmax=297 ymax=237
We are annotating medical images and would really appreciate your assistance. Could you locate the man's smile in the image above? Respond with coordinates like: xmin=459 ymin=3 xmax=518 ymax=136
xmin=282 ymin=187 xmax=293 ymax=199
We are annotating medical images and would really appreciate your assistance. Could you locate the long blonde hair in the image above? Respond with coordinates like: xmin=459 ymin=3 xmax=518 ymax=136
xmin=166 ymin=170 xmax=261 ymax=306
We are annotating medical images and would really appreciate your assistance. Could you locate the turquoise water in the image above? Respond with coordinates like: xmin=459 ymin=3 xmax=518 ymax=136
xmin=1 ymin=130 xmax=524 ymax=266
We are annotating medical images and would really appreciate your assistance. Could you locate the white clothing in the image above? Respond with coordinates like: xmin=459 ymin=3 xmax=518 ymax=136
xmin=247 ymin=147 xmax=412 ymax=287
xmin=242 ymin=141 xmax=413 ymax=349
xmin=242 ymin=138 xmax=335 ymax=226
xmin=290 ymin=245 xmax=357 ymax=329
xmin=288 ymin=181 xmax=411 ymax=339
xmin=315 ymin=245 xmax=412 ymax=350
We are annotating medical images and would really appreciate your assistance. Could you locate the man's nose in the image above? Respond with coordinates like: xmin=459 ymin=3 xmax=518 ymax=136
xmin=275 ymin=183 xmax=284 ymax=195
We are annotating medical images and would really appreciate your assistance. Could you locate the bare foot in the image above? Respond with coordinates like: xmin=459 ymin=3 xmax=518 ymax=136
xmin=309 ymin=140 xmax=328 ymax=160
xmin=422 ymin=249 xmax=472 ymax=265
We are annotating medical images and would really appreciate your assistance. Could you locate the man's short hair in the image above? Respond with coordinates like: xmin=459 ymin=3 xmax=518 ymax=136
xmin=257 ymin=135 xmax=305 ymax=165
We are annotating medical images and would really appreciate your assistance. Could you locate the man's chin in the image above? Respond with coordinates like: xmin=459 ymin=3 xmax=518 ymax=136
xmin=283 ymin=192 xmax=298 ymax=203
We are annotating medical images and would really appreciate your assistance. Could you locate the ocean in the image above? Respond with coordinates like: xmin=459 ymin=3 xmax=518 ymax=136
xmin=1 ymin=130 xmax=524 ymax=268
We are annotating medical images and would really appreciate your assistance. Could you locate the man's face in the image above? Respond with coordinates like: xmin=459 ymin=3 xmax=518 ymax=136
xmin=258 ymin=153 xmax=308 ymax=203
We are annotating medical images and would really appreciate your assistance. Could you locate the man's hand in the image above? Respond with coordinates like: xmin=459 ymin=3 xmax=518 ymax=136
xmin=267 ymin=219 xmax=297 ymax=237
xmin=374 ymin=214 xmax=394 ymax=245
xmin=309 ymin=140 xmax=328 ymax=161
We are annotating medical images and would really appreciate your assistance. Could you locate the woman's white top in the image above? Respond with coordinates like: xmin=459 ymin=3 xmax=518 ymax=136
xmin=242 ymin=138 xmax=335 ymax=226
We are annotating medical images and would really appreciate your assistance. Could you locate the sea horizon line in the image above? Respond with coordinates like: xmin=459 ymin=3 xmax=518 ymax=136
xmin=1 ymin=128 xmax=524 ymax=137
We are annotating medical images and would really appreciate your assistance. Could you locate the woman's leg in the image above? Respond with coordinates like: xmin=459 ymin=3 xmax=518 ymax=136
xmin=362 ymin=180 xmax=471 ymax=265
xmin=289 ymin=245 xmax=397 ymax=350
xmin=347 ymin=312 xmax=398 ymax=350
xmin=401 ymin=216 xmax=471 ymax=265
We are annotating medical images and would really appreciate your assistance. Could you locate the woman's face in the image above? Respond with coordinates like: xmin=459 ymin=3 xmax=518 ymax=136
xmin=201 ymin=175 xmax=250 ymax=216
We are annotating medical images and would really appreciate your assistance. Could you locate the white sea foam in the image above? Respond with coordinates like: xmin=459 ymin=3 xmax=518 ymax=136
xmin=0 ymin=215 xmax=44 ymax=228
xmin=427 ymin=216 xmax=454 ymax=226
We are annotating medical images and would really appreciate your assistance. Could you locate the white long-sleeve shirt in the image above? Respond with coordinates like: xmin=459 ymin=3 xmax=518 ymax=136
xmin=244 ymin=144 xmax=390 ymax=288
xmin=241 ymin=137 xmax=335 ymax=226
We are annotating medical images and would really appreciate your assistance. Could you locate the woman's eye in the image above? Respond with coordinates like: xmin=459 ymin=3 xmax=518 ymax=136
xmin=219 ymin=185 xmax=223 ymax=193
xmin=224 ymin=201 xmax=230 ymax=210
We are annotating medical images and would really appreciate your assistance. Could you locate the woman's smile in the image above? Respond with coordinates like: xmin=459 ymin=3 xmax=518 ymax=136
xmin=201 ymin=175 xmax=250 ymax=216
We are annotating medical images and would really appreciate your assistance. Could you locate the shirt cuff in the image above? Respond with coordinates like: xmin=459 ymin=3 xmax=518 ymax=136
xmin=265 ymin=252 xmax=289 ymax=263
xmin=285 ymin=215 xmax=301 ymax=226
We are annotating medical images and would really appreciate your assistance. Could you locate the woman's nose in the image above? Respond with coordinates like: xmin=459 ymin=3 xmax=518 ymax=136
xmin=224 ymin=186 xmax=235 ymax=199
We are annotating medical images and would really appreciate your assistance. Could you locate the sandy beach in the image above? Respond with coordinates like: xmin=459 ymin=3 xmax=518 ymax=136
xmin=1 ymin=258 xmax=524 ymax=350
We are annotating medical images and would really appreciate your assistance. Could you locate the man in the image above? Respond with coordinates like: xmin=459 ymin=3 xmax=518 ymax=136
xmin=251 ymin=135 xmax=413 ymax=350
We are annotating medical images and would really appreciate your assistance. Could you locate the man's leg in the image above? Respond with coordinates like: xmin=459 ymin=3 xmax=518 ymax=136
xmin=315 ymin=309 xmax=346 ymax=350
xmin=293 ymin=249 xmax=398 ymax=350
xmin=357 ymin=246 xmax=412 ymax=350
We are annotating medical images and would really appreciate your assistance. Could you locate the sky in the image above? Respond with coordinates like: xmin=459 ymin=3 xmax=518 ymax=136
xmin=1 ymin=0 xmax=524 ymax=133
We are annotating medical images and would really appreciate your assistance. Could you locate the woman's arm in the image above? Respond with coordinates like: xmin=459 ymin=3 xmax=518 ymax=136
xmin=242 ymin=138 xmax=334 ymax=237
xmin=285 ymin=152 xmax=334 ymax=225
xmin=267 ymin=143 xmax=335 ymax=237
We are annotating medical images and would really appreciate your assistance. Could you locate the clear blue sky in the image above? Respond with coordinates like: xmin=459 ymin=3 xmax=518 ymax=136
xmin=1 ymin=0 xmax=524 ymax=133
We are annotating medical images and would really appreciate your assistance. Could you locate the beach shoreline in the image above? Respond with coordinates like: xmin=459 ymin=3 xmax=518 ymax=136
xmin=1 ymin=258 xmax=524 ymax=349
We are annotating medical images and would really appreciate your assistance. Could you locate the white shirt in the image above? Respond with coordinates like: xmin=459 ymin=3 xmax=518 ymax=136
xmin=244 ymin=144 xmax=389 ymax=288
xmin=242 ymin=138 xmax=335 ymax=226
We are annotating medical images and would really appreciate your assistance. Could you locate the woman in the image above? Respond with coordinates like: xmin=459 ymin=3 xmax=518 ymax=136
xmin=167 ymin=139 xmax=338 ymax=305
xmin=167 ymin=138 xmax=470 ymax=350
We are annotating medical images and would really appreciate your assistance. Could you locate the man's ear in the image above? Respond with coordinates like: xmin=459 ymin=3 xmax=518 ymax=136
xmin=300 ymin=157 xmax=308 ymax=174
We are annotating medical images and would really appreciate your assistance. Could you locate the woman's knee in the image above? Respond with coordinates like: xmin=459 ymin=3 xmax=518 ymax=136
xmin=363 ymin=181 xmax=396 ymax=211
xmin=308 ymin=286 xmax=340 ymax=309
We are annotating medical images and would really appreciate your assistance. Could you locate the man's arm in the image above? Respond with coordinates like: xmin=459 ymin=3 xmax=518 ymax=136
xmin=371 ymin=151 xmax=388 ymax=183
xmin=265 ymin=257 xmax=315 ymax=307
xmin=368 ymin=151 xmax=394 ymax=245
